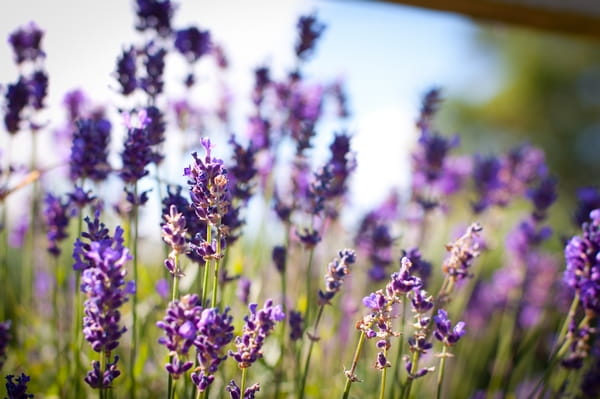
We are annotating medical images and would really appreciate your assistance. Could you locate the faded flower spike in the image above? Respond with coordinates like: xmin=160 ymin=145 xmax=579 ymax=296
xmin=442 ymin=223 xmax=483 ymax=281
xmin=318 ymin=249 xmax=356 ymax=305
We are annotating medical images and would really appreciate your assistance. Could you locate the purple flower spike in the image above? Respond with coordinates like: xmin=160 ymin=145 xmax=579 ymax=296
xmin=4 ymin=78 xmax=30 ymax=134
xmin=295 ymin=14 xmax=325 ymax=61
xmin=161 ymin=204 xmax=188 ymax=274
xmin=0 ymin=320 xmax=11 ymax=371
xmin=80 ymin=225 xmax=133 ymax=354
xmin=226 ymin=380 xmax=260 ymax=399
xmin=229 ymin=299 xmax=284 ymax=369
xmin=135 ymin=0 xmax=174 ymax=37
xmin=318 ymin=249 xmax=356 ymax=305
xmin=191 ymin=307 xmax=234 ymax=391
xmin=8 ymin=21 xmax=44 ymax=64
xmin=157 ymin=294 xmax=202 ymax=379
xmin=272 ymin=245 xmax=287 ymax=273
xmin=442 ymin=223 xmax=483 ymax=282
xmin=288 ymin=310 xmax=304 ymax=341
xmin=43 ymin=193 xmax=71 ymax=257
xmin=4 ymin=373 xmax=33 ymax=399
xmin=433 ymin=309 xmax=466 ymax=345
xmin=140 ymin=43 xmax=166 ymax=98
xmin=84 ymin=356 xmax=121 ymax=389
xmin=175 ymin=27 xmax=211 ymax=63
xmin=115 ymin=46 xmax=137 ymax=96
xmin=70 ymin=118 xmax=112 ymax=182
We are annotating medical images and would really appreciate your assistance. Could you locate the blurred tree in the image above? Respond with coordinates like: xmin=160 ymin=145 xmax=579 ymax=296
xmin=442 ymin=25 xmax=600 ymax=197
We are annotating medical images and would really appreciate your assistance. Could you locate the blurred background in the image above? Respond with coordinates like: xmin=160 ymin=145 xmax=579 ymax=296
xmin=1 ymin=0 xmax=599 ymax=220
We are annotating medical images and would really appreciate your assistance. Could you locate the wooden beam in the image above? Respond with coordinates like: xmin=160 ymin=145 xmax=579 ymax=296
xmin=380 ymin=0 xmax=600 ymax=39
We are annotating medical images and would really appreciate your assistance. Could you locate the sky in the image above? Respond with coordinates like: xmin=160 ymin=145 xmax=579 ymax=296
xmin=0 ymin=0 xmax=500 ymax=214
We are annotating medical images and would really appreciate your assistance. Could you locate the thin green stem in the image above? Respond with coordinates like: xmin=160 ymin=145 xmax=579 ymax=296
xmin=402 ymin=350 xmax=420 ymax=399
xmin=211 ymin=227 xmax=222 ymax=308
xmin=200 ymin=225 xmax=212 ymax=306
xmin=304 ymin=248 xmax=315 ymax=325
xmin=436 ymin=346 xmax=448 ymax=399
xmin=342 ymin=330 xmax=367 ymax=399
xmin=274 ymin=260 xmax=288 ymax=399
xmin=299 ymin=305 xmax=325 ymax=399
xmin=379 ymin=348 xmax=388 ymax=399
xmin=166 ymin=255 xmax=180 ymax=399
xmin=240 ymin=368 xmax=248 ymax=399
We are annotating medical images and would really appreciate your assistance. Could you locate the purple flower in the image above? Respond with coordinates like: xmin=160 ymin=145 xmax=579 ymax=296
xmin=156 ymin=294 xmax=202 ymax=379
xmin=84 ymin=356 xmax=121 ymax=389
xmin=416 ymin=87 xmax=442 ymax=131
xmin=191 ymin=307 xmax=234 ymax=391
xmin=120 ymin=120 xmax=154 ymax=185
xmin=433 ymin=309 xmax=466 ymax=345
xmin=4 ymin=373 xmax=33 ymax=399
xmin=0 ymin=320 xmax=11 ymax=371
xmin=27 ymin=70 xmax=48 ymax=110
xmin=237 ymin=277 xmax=251 ymax=305
xmin=185 ymin=138 xmax=230 ymax=228
xmin=288 ymin=310 xmax=304 ymax=341
xmin=226 ymin=380 xmax=260 ymax=399
xmin=229 ymin=299 xmax=285 ymax=369
xmin=135 ymin=0 xmax=174 ymax=37
xmin=3 ymin=78 xmax=30 ymax=134
xmin=67 ymin=186 xmax=96 ymax=211
xmin=527 ymin=176 xmax=557 ymax=221
xmin=43 ymin=193 xmax=71 ymax=257
xmin=386 ymin=257 xmax=423 ymax=297
xmin=295 ymin=14 xmax=325 ymax=61
xmin=8 ymin=21 xmax=44 ymax=64
xmin=80 ymin=225 xmax=133 ymax=354
xmin=70 ymin=118 xmax=112 ymax=182
xmin=161 ymin=204 xmax=188 ymax=274
xmin=296 ymin=227 xmax=321 ymax=249
xmin=272 ymin=245 xmax=286 ymax=273
xmin=228 ymin=135 xmax=258 ymax=202
xmin=564 ymin=209 xmax=600 ymax=313
xmin=442 ymin=223 xmax=483 ymax=282
xmin=175 ymin=27 xmax=211 ymax=63
xmin=318 ymin=249 xmax=356 ymax=305
xmin=140 ymin=42 xmax=166 ymax=98
xmin=115 ymin=46 xmax=137 ymax=96
xmin=324 ymin=133 xmax=356 ymax=200
xmin=72 ymin=214 xmax=111 ymax=272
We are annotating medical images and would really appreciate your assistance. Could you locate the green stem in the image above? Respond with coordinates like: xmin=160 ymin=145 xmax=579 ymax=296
xmin=379 ymin=347 xmax=388 ymax=399
xmin=304 ymin=248 xmax=315 ymax=325
xmin=275 ymin=260 xmax=288 ymax=399
xmin=402 ymin=350 xmax=420 ymax=399
xmin=436 ymin=346 xmax=448 ymax=399
xmin=299 ymin=305 xmax=325 ymax=399
xmin=211 ymin=227 xmax=222 ymax=308
xmin=167 ymin=255 xmax=180 ymax=399
xmin=342 ymin=331 xmax=367 ymax=399
xmin=240 ymin=368 xmax=248 ymax=399
xmin=200 ymin=225 xmax=212 ymax=306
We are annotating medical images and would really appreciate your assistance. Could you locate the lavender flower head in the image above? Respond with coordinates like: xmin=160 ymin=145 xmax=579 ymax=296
xmin=4 ymin=373 xmax=33 ymax=399
xmin=4 ymin=78 xmax=30 ymax=134
xmin=0 ymin=320 xmax=10 ymax=371
xmin=288 ymin=310 xmax=304 ymax=341
xmin=226 ymin=380 xmax=261 ymax=399
xmin=70 ymin=118 xmax=112 ymax=182
xmin=175 ymin=27 xmax=211 ymax=63
xmin=185 ymin=138 xmax=230 ymax=229
xmin=156 ymin=294 xmax=202 ymax=379
xmin=191 ymin=307 xmax=235 ymax=391
xmin=295 ymin=14 xmax=326 ymax=61
xmin=120 ymin=111 xmax=155 ymax=185
xmin=318 ymin=249 xmax=356 ymax=305
xmin=433 ymin=309 xmax=466 ymax=346
xmin=43 ymin=193 xmax=71 ymax=257
xmin=442 ymin=223 xmax=483 ymax=282
xmin=140 ymin=42 xmax=166 ymax=98
xmin=84 ymin=356 xmax=121 ymax=389
xmin=564 ymin=209 xmax=600 ymax=314
xmin=135 ymin=0 xmax=174 ymax=37
xmin=115 ymin=46 xmax=137 ymax=96
xmin=161 ymin=204 xmax=188 ymax=276
xmin=8 ymin=21 xmax=44 ymax=64
xmin=229 ymin=299 xmax=285 ymax=369
xmin=80 ymin=225 xmax=134 ymax=353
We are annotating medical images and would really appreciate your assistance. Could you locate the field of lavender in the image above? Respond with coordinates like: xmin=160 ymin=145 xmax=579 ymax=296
xmin=1 ymin=1 xmax=599 ymax=398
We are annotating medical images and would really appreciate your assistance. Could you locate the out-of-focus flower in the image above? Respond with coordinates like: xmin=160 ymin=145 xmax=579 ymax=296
xmin=140 ymin=43 xmax=166 ymax=98
xmin=318 ymin=249 xmax=356 ymax=305
xmin=272 ymin=245 xmax=286 ymax=273
xmin=135 ymin=0 xmax=174 ymax=37
xmin=0 ymin=320 xmax=11 ymax=371
xmin=175 ymin=27 xmax=211 ymax=63
xmin=27 ymin=70 xmax=48 ymax=110
xmin=4 ymin=78 xmax=30 ymax=134
xmin=288 ymin=310 xmax=304 ymax=341
xmin=43 ymin=192 xmax=71 ymax=257
xmin=115 ymin=46 xmax=137 ymax=96
xmin=70 ymin=118 xmax=112 ymax=182
xmin=4 ymin=373 xmax=33 ymax=399
xmin=573 ymin=187 xmax=600 ymax=226
xmin=236 ymin=277 xmax=251 ymax=305
xmin=442 ymin=223 xmax=482 ymax=282
xmin=295 ymin=14 xmax=325 ymax=61
xmin=8 ymin=21 xmax=44 ymax=64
